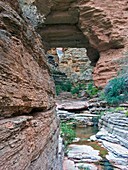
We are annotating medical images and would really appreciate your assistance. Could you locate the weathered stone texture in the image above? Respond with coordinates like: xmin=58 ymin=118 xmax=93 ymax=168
xmin=93 ymin=50 xmax=121 ymax=87
xmin=0 ymin=0 xmax=55 ymax=117
xmin=78 ymin=0 xmax=128 ymax=51
xmin=20 ymin=0 xmax=128 ymax=86
xmin=77 ymin=0 xmax=128 ymax=87
xmin=85 ymin=0 xmax=128 ymax=87
xmin=0 ymin=109 xmax=60 ymax=170
xmin=59 ymin=48 xmax=93 ymax=84
xmin=99 ymin=111 xmax=128 ymax=148
xmin=0 ymin=1 xmax=60 ymax=170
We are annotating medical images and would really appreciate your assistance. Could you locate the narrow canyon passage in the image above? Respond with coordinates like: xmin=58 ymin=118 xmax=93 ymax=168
xmin=0 ymin=0 xmax=128 ymax=170
xmin=53 ymin=48 xmax=128 ymax=170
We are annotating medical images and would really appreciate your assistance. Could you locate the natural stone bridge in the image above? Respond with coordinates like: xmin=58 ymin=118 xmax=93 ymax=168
xmin=21 ymin=0 xmax=127 ymax=61
xmin=20 ymin=0 xmax=128 ymax=86
xmin=0 ymin=1 xmax=128 ymax=170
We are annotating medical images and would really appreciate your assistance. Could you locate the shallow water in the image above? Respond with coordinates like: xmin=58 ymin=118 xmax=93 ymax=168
xmin=71 ymin=125 xmax=114 ymax=170
xmin=74 ymin=125 xmax=98 ymax=140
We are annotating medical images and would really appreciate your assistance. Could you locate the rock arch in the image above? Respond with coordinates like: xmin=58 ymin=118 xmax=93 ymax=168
xmin=20 ymin=0 xmax=128 ymax=87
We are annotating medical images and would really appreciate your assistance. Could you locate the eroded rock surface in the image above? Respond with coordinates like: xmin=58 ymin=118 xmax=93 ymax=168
xmin=19 ymin=0 xmax=128 ymax=86
xmin=95 ymin=111 xmax=128 ymax=169
xmin=63 ymin=145 xmax=102 ymax=170
xmin=0 ymin=1 xmax=60 ymax=169
xmin=56 ymin=100 xmax=88 ymax=111
xmin=59 ymin=48 xmax=93 ymax=84
xmin=0 ymin=109 xmax=60 ymax=170
xmin=98 ymin=111 xmax=128 ymax=148
xmin=0 ymin=0 xmax=54 ymax=117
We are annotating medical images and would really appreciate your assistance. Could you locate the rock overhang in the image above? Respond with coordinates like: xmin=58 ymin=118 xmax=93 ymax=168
xmin=18 ymin=0 xmax=128 ymax=83
xmin=18 ymin=0 xmax=127 ymax=67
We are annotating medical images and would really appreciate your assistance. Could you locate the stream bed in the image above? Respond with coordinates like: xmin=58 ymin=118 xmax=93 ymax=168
xmin=57 ymin=100 xmax=128 ymax=170
xmin=63 ymin=125 xmax=114 ymax=170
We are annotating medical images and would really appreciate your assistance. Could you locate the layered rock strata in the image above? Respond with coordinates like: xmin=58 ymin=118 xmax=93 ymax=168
xmin=0 ymin=1 xmax=60 ymax=169
xmin=77 ymin=0 xmax=128 ymax=87
xmin=96 ymin=110 xmax=128 ymax=169
xmin=98 ymin=110 xmax=128 ymax=149
xmin=18 ymin=0 xmax=128 ymax=87
xmin=59 ymin=48 xmax=93 ymax=84
xmin=0 ymin=109 xmax=60 ymax=170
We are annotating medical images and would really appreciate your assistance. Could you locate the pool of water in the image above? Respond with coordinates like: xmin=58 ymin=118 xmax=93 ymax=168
xmin=71 ymin=125 xmax=114 ymax=170
xmin=74 ymin=125 xmax=98 ymax=140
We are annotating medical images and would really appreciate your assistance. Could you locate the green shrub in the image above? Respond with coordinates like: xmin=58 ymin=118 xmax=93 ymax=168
xmin=60 ymin=122 xmax=76 ymax=147
xmin=115 ymin=107 xmax=125 ymax=111
xmin=78 ymin=166 xmax=90 ymax=170
xmin=56 ymin=85 xmax=62 ymax=95
xmin=86 ymin=82 xmax=99 ymax=97
xmin=71 ymin=83 xmax=86 ymax=95
xmin=125 ymin=111 xmax=128 ymax=117
xmin=56 ymin=80 xmax=99 ymax=98
xmin=70 ymin=82 xmax=99 ymax=98
xmin=104 ymin=75 xmax=128 ymax=105
xmin=55 ymin=80 xmax=72 ymax=95
xmin=98 ymin=111 xmax=105 ymax=120
xmin=62 ymin=80 xmax=72 ymax=92
xmin=71 ymin=85 xmax=81 ymax=95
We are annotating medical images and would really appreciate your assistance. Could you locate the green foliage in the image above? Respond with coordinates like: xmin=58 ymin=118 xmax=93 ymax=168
xmin=99 ymin=90 xmax=106 ymax=100
xmin=104 ymin=75 xmax=128 ymax=105
xmin=86 ymin=82 xmax=99 ymax=97
xmin=115 ymin=107 xmax=125 ymax=111
xmin=55 ymin=80 xmax=72 ymax=95
xmin=60 ymin=122 xmax=76 ymax=147
xmin=63 ymin=80 xmax=72 ymax=91
xmin=78 ymin=166 xmax=90 ymax=170
xmin=98 ymin=111 xmax=105 ymax=120
xmin=55 ymin=85 xmax=62 ymax=95
xmin=125 ymin=110 xmax=128 ymax=117
xmin=71 ymin=83 xmax=86 ymax=95
xmin=71 ymin=82 xmax=99 ymax=98
xmin=102 ymin=51 xmax=128 ymax=105
xmin=56 ymin=80 xmax=99 ymax=98
xmin=71 ymin=85 xmax=80 ymax=95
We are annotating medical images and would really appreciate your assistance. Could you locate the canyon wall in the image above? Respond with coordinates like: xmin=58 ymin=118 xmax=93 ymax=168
xmin=19 ymin=0 xmax=128 ymax=87
xmin=99 ymin=111 xmax=128 ymax=149
xmin=83 ymin=0 xmax=128 ymax=87
xmin=59 ymin=48 xmax=93 ymax=84
xmin=0 ymin=0 xmax=128 ymax=169
xmin=0 ymin=1 xmax=61 ymax=169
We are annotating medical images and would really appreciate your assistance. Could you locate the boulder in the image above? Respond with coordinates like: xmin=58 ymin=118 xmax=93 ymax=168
xmin=56 ymin=100 xmax=89 ymax=111
xmin=67 ymin=144 xmax=102 ymax=162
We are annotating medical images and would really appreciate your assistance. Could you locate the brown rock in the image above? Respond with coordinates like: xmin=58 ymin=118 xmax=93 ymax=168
xmin=93 ymin=49 xmax=122 ymax=87
xmin=78 ymin=0 xmax=128 ymax=84
xmin=20 ymin=0 xmax=128 ymax=86
xmin=0 ymin=1 xmax=61 ymax=170
xmin=59 ymin=48 xmax=93 ymax=84
xmin=0 ymin=109 xmax=60 ymax=170
xmin=0 ymin=0 xmax=55 ymax=117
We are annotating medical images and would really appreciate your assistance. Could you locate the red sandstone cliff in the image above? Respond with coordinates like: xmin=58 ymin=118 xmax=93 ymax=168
xmin=0 ymin=1 xmax=60 ymax=169
xmin=80 ymin=0 xmax=128 ymax=87
xmin=0 ymin=0 xmax=128 ymax=169
xmin=28 ymin=0 xmax=128 ymax=87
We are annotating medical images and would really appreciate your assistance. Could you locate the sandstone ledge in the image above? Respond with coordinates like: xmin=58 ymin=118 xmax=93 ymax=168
xmin=0 ymin=108 xmax=60 ymax=170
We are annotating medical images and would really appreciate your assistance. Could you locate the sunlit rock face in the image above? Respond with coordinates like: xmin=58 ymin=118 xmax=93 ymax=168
xmin=0 ymin=1 xmax=61 ymax=169
xmin=59 ymin=48 xmax=93 ymax=84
